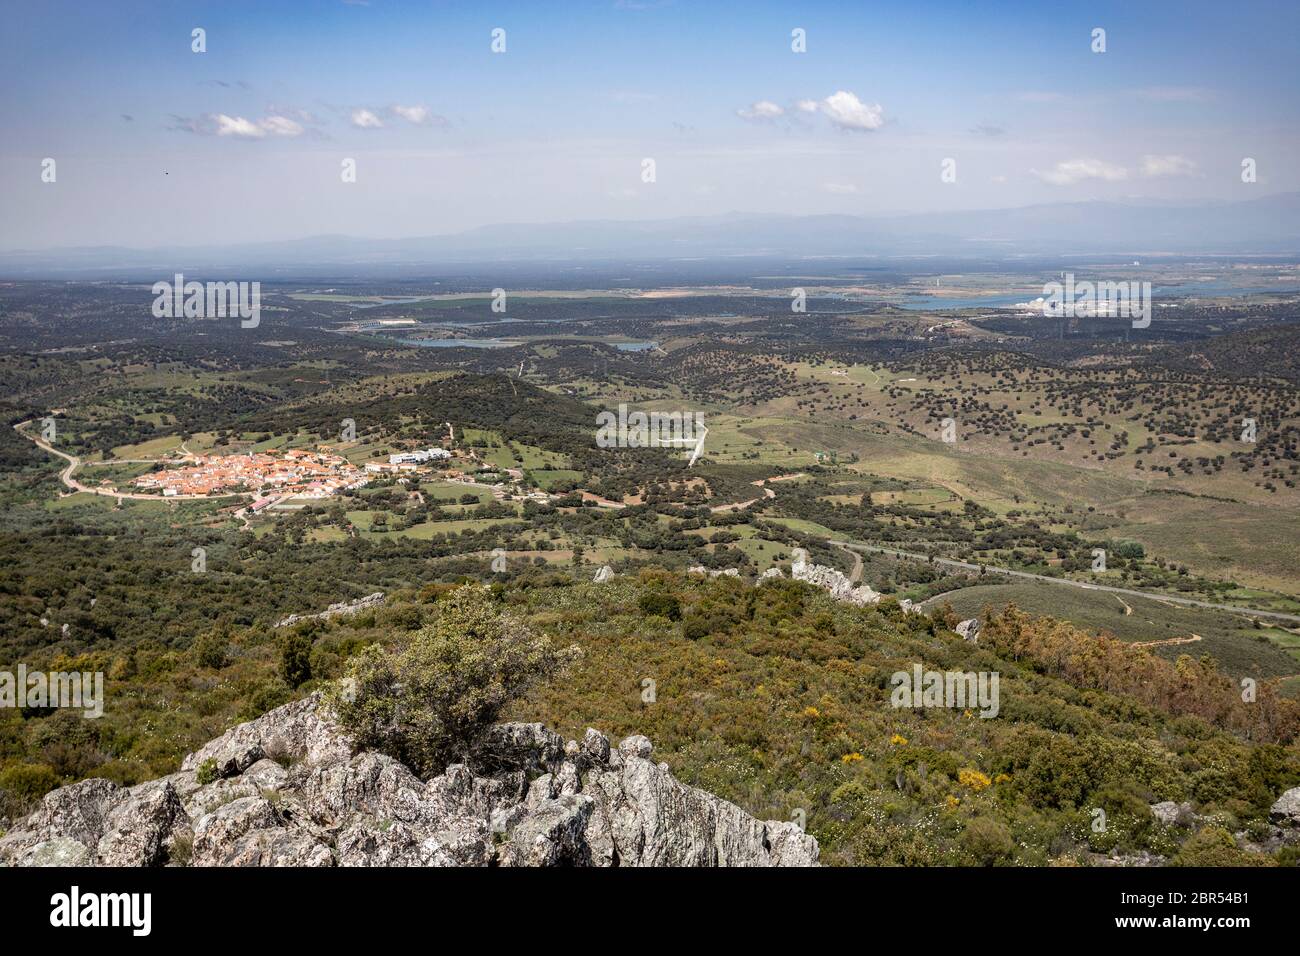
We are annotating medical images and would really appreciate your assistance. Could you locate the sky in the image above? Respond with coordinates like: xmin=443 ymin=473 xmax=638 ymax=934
xmin=2 ymin=0 xmax=1298 ymax=250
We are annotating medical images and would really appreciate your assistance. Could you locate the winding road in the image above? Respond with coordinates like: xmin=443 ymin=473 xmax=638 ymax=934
xmin=14 ymin=421 xmax=244 ymax=502
xmin=831 ymin=540 xmax=1300 ymax=625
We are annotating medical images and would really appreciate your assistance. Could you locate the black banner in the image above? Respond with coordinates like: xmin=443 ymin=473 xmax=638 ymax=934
xmin=0 ymin=865 xmax=1282 ymax=942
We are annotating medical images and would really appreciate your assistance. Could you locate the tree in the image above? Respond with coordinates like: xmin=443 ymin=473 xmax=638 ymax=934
xmin=279 ymin=630 xmax=313 ymax=689
xmin=193 ymin=628 xmax=229 ymax=669
xmin=325 ymin=584 xmax=579 ymax=777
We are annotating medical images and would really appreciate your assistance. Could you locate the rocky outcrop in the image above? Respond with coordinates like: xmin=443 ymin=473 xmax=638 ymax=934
xmin=1269 ymin=786 xmax=1300 ymax=829
xmin=0 ymin=695 xmax=818 ymax=868
xmin=592 ymin=565 xmax=615 ymax=584
xmin=1089 ymin=850 xmax=1167 ymax=867
xmin=275 ymin=592 xmax=385 ymax=629
xmin=687 ymin=566 xmax=740 ymax=579
xmin=1150 ymin=800 xmax=1194 ymax=827
xmin=955 ymin=619 xmax=981 ymax=643
xmin=790 ymin=549 xmax=880 ymax=606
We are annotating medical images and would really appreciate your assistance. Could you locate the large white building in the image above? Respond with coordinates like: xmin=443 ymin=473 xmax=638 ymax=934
xmin=388 ymin=448 xmax=450 ymax=465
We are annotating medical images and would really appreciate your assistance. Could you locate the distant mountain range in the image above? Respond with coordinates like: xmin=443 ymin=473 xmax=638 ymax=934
xmin=4 ymin=193 xmax=1299 ymax=279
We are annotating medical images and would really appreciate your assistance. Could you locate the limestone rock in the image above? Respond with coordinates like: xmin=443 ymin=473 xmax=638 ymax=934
xmin=16 ymin=837 xmax=91 ymax=867
xmin=1269 ymin=786 xmax=1300 ymax=828
xmin=619 ymin=735 xmax=653 ymax=759
xmin=1150 ymin=800 xmax=1194 ymax=828
xmin=1 ymin=694 xmax=819 ymax=868
xmin=275 ymin=592 xmax=385 ymax=629
xmin=791 ymin=548 xmax=880 ymax=606
xmin=95 ymin=780 xmax=187 ymax=866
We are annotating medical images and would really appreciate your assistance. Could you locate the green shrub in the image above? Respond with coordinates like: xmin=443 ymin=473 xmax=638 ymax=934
xmin=325 ymin=584 xmax=579 ymax=777
xmin=168 ymin=833 xmax=193 ymax=866
xmin=278 ymin=631 xmax=313 ymax=689
xmin=1171 ymin=826 xmax=1275 ymax=867
xmin=961 ymin=817 xmax=1016 ymax=865
xmin=192 ymin=629 xmax=229 ymax=670
xmin=195 ymin=758 xmax=218 ymax=786
xmin=0 ymin=762 xmax=60 ymax=814
xmin=638 ymin=590 xmax=681 ymax=621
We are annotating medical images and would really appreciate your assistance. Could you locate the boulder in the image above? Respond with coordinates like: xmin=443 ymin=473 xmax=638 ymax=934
xmin=1150 ymin=800 xmax=1194 ymax=828
xmin=791 ymin=549 xmax=880 ymax=606
xmin=95 ymin=780 xmax=187 ymax=866
xmin=1269 ymin=786 xmax=1300 ymax=828
xmin=16 ymin=837 xmax=91 ymax=867
xmin=2 ymin=697 xmax=819 ymax=868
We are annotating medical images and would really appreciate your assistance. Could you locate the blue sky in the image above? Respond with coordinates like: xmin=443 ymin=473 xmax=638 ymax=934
xmin=2 ymin=0 xmax=1297 ymax=248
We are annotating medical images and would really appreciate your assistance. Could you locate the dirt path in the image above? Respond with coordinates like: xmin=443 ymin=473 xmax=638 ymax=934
xmin=832 ymin=542 xmax=864 ymax=582
xmin=1132 ymin=633 xmax=1203 ymax=649
xmin=709 ymin=472 xmax=807 ymax=513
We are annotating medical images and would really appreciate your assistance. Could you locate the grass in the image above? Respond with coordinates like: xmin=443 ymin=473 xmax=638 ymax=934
xmin=928 ymin=580 xmax=1299 ymax=679
xmin=530 ymin=469 xmax=582 ymax=490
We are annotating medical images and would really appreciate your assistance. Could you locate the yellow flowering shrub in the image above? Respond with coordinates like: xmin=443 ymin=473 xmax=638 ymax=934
xmin=958 ymin=768 xmax=992 ymax=792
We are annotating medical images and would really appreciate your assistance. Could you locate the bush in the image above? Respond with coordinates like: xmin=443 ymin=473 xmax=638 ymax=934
xmin=961 ymin=816 xmax=1016 ymax=865
xmin=1171 ymin=826 xmax=1275 ymax=867
xmin=325 ymin=584 xmax=579 ymax=777
xmin=638 ymin=590 xmax=681 ymax=621
xmin=0 ymin=762 xmax=60 ymax=814
xmin=195 ymin=758 xmax=218 ymax=786
xmin=192 ymin=629 xmax=229 ymax=670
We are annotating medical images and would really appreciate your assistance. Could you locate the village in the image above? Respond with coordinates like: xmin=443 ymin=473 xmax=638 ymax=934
xmin=124 ymin=434 xmax=559 ymax=517
xmin=132 ymin=448 xmax=371 ymax=499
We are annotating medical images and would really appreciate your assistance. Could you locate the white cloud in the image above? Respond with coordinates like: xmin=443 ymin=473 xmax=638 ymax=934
xmin=391 ymin=104 xmax=437 ymax=125
xmin=1141 ymin=154 xmax=1197 ymax=177
xmin=1031 ymin=158 xmax=1128 ymax=185
xmin=823 ymin=182 xmax=859 ymax=194
xmin=737 ymin=100 xmax=785 ymax=121
xmin=258 ymin=115 xmax=305 ymax=137
xmin=739 ymin=92 xmax=884 ymax=131
xmin=211 ymin=114 xmax=304 ymax=138
xmin=351 ymin=108 xmax=384 ymax=129
xmin=816 ymin=90 xmax=884 ymax=131
xmin=213 ymin=115 xmax=266 ymax=138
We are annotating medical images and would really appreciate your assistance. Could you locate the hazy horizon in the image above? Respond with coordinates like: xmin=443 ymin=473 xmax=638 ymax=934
xmin=3 ymin=0 xmax=1298 ymax=252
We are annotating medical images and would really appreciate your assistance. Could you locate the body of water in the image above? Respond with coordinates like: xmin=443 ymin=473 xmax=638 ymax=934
xmin=896 ymin=281 xmax=1300 ymax=311
xmin=396 ymin=337 xmax=520 ymax=349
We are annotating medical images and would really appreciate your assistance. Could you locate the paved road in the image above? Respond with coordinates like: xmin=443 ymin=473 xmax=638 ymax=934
xmin=15 ymin=421 xmax=242 ymax=502
xmin=829 ymin=540 xmax=1300 ymax=625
